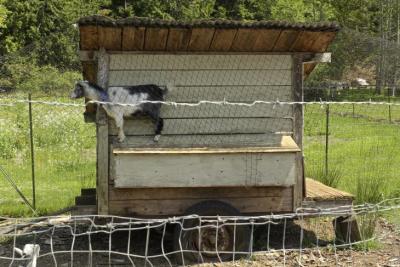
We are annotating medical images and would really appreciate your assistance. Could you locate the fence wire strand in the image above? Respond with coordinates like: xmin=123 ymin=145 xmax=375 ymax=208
xmin=0 ymin=98 xmax=399 ymax=266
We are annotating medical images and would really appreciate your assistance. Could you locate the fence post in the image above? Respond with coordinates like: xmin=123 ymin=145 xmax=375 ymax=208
xmin=28 ymin=93 xmax=36 ymax=210
xmin=325 ymin=104 xmax=330 ymax=177
xmin=352 ymin=103 xmax=355 ymax=118
xmin=388 ymin=95 xmax=392 ymax=123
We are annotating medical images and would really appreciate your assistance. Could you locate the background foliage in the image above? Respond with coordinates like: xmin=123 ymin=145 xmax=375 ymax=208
xmin=0 ymin=0 xmax=399 ymax=94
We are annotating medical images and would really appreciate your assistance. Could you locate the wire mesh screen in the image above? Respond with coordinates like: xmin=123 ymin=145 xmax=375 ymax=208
xmin=104 ymin=54 xmax=295 ymax=148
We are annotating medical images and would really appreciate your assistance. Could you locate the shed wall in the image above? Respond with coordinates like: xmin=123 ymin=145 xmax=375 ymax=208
xmin=107 ymin=53 xmax=294 ymax=147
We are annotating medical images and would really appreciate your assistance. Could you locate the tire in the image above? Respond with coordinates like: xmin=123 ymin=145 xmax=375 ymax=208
xmin=173 ymin=200 xmax=251 ymax=265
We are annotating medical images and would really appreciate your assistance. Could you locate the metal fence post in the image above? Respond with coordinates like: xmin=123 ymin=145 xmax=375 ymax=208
xmin=28 ymin=93 xmax=36 ymax=210
xmin=388 ymin=95 xmax=392 ymax=123
xmin=325 ymin=104 xmax=330 ymax=177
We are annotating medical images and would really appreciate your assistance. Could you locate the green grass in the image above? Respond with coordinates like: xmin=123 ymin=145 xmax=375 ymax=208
xmin=0 ymin=97 xmax=96 ymax=216
xmin=0 ymin=96 xmax=399 ymax=217
xmin=304 ymin=104 xmax=400 ymax=204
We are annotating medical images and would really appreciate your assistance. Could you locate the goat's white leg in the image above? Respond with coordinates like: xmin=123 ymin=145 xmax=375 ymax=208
xmin=115 ymin=116 xmax=126 ymax=142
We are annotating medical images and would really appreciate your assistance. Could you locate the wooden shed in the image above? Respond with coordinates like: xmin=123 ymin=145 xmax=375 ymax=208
xmin=75 ymin=16 xmax=351 ymax=219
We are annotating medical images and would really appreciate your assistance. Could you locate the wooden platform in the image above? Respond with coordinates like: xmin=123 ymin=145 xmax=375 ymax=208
xmin=303 ymin=178 xmax=354 ymax=209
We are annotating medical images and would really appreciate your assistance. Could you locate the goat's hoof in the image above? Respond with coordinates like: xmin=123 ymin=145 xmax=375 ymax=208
xmin=153 ymin=135 xmax=160 ymax=142
xmin=117 ymin=137 xmax=126 ymax=143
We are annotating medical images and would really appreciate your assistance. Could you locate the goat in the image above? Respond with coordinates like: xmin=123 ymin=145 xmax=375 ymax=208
xmin=71 ymin=81 xmax=167 ymax=142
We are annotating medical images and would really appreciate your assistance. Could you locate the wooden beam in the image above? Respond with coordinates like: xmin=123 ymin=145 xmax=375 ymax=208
xmin=231 ymin=29 xmax=259 ymax=52
xmin=98 ymin=27 xmax=122 ymax=50
xmin=79 ymin=25 xmax=98 ymax=50
xmin=310 ymin=31 xmax=337 ymax=52
xmin=273 ymin=30 xmax=301 ymax=52
xmin=187 ymin=28 xmax=215 ymax=51
xmin=109 ymin=186 xmax=293 ymax=201
xmin=166 ymin=28 xmax=191 ymax=51
xmin=292 ymin=54 xmax=305 ymax=209
xmin=144 ymin=28 xmax=169 ymax=51
xmin=113 ymin=136 xmax=300 ymax=154
xmin=209 ymin=29 xmax=237 ymax=51
xmin=82 ymin=61 xmax=97 ymax=117
xmin=96 ymin=48 xmax=110 ymax=215
xmin=122 ymin=26 xmax=145 ymax=51
xmin=252 ymin=29 xmax=281 ymax=52
xmin=291 ymin=31 xmax=321 ymax=52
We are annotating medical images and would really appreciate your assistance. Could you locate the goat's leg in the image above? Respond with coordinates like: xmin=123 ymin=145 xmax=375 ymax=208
xmin=115 ymin=116 xmax=126 ymax=142
xmin=148 ymin=106 xmax=163 ymax=142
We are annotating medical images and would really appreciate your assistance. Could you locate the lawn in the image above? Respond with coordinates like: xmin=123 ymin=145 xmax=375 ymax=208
xmin=0 ymin=96 xmax=399 ymax=216
xmin=304 ymin=103 xmax=400 ymax=203
xmin=0 ymin=97 xmax=96 ymax=216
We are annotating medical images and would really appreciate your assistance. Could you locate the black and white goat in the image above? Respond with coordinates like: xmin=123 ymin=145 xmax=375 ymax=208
xmin=71 ymin=81 xmax=167 ymax=142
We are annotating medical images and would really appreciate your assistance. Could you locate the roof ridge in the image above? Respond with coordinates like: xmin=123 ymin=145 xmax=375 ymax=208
xmin=78 ymin=15 xmax=340 ymax=32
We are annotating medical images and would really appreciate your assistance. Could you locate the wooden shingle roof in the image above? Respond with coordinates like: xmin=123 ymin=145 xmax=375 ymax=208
xmin=78 ymin=15 xmax=339 ymax=54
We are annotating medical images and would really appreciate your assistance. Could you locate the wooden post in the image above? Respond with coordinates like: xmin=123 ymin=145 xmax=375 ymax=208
xmin=28 ymin=93 xmax=36 ymax=210
xmin=325 ymin=104 xmax=330 ymax=177
xmin=96 ymin=47 xmax=110 ymax=215
xmin=388 ymin=95 xmax=392 ymax=123
xmin=292 ymin=55 xmax=305 ymax=209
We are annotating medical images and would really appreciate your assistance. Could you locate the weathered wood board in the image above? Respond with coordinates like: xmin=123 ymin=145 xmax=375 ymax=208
xmin=111 ymin=134 xmax=286 ymax=148
xmin=166 ymin=28 xmax=191 ymax=51
xmin=108 ymin=194 xmax=293 ymax=216
xmin=113 ymin=136 xmax=300 ymax=153
xmin=109 ymin=69 xmax=292 ymax=86
xmin=109 ymin=54 xmax=292 ymax=70
xmin=187 ymin=28 xmax=215 ymax=51
xmin=109 ymin=186 xmax=292 ymax=200
xmin=111 ymin=150 xmax=297 ymax=188
xmin=157 ymin=104 xmax=292 ymax=118
xmin=108 ymin=117 xmax=293 ymax=135
xmin=209 ymin=29 xmax=237 ymax=51
xmin=163 ymin=85 xmax=293 ymax=102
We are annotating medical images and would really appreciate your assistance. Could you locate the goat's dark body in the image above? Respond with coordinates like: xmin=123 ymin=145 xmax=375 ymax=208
xmin=124 ymin=84 xmax=166 ymax=135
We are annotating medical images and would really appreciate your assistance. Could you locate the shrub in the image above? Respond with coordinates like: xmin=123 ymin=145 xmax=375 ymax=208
xmin=0 ymin=56 xmax=81 ymax=95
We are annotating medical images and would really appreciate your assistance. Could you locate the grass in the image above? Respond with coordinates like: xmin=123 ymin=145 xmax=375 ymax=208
xmin=304 ymin=104 xmax=400 ymax=204
xmin=0 ymin=97 xmax=96 ymax=216
xmin=0 ymin=94 xmax=399 ymax=218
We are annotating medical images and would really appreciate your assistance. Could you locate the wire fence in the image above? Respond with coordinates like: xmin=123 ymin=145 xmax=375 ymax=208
xmin=0 ymin=24 xmax=400 ymax=266
xmin=0 ymin=92 xmax=400 ymax=265
xmin=1 ymin=98 xmax=399 ymax=211
xmin=0 ymin=198 xmax=399 ymax=267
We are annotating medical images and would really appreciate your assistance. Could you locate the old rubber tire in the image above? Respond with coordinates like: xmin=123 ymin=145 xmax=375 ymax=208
xmin=173 ymin=200 xmax=251 ymax=265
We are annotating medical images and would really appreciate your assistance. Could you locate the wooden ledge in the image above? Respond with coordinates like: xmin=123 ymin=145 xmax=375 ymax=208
xmin=305 ymin=178 xmax=354 ymax=201
xmin=113 ymin=136 xmax=300 ymax=154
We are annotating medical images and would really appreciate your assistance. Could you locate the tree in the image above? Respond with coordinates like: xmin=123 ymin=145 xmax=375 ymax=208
xmin=0 ymin=0 xmax=7 ymax=28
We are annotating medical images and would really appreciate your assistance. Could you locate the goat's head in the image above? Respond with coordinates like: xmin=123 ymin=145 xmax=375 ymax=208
xmin=70 ymin=81 xmax=88 ymax=99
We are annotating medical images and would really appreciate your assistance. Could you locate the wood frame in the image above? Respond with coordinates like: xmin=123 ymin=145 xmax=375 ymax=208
xmin=96 ymin=48 xmax=110 ymax=215
xmin=90 ymin=51 xmax=320 ymax=215
xmin=292 ymin=54 xmax=305 ymax=209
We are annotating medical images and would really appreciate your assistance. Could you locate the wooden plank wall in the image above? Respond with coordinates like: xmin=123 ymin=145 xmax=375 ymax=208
xmin=80 ymin=23 xmax=336 ymax=54
xmin=108 ymin=186 xmax=293 ymax=216
xmin=112 ymin=152 xmax=297 ymax=188
xmin=107 ymin=54 xmax=294 ymax=146
xmin=96 ymin=48 xmax=110 ymax=215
